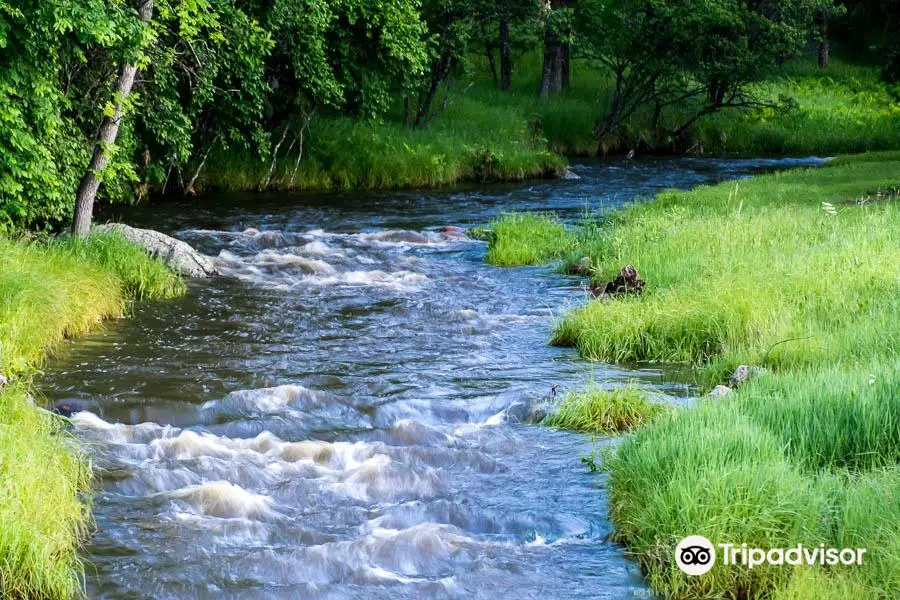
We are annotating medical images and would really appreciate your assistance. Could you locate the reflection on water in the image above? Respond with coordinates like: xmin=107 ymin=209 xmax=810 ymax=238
xmin=40 ymin=156 xmax=824 ymax=599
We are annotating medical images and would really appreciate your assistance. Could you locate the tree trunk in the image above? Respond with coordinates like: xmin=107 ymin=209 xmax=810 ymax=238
xmin=72 ymin=0 xmax=153 ymax=236
xmin=486 ymin=40 xmax=498 ymax=88
xmin=539 ymin=0 xmax=569 ymax=101
xmin=540 ymin=34 xmax=560 ymax=101
xmin=561 ymin=43 xmax=570 ymax=89
xmin=815 ymin=9 xmax=829 ymax=68
xmin=499 ymin=13 xmax=512 ymax=91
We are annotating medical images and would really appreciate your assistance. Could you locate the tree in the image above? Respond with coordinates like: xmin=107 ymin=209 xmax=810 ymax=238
xmin=407 ymin=0 xmax=474 ymax=128
xmin=575 ymin=0 xmax=833 ymax=150
xmin=472 ymin=0 xmax=541 ymax=91
xmin=540 ymin=0 xmax=574 ymax=101
xmin=73 ymin=0 xmax=153 ymax=236
xmin=135 ymin=0 xmax=271 ymax=197
xmin=328 ymin=0 xmax=430 ymax=119
xmin=0 ymin=0 xmax=140 ymax=232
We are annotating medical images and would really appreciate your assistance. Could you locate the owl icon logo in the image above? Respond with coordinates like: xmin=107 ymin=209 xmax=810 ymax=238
xmin=675 ymin=536 xmax=716 ymax=575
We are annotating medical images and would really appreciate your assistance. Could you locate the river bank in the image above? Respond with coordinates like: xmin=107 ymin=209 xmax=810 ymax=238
xmin=484 ymin=152 xmax=900 ymax=598
xmin=0 ymin=234 xmax=183 ymax=598
xmin=195 ymin=56 xmax=900 ymax=194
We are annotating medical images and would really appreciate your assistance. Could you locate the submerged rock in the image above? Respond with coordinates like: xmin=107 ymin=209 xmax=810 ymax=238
xmin=439 ymin=225 xmax=469 ymax=241
xmin=503 ymin=401 xmax=549 ymax=425
xmin=707 ymin=385 xmax=733 ymax=399
xmin=96 ymin=223 xmax=218 ymax=277
xmin=731 ymin=365 xmax=768 ymax=387
xmin=50 ymin=399 xmax=93 ymax=418
xmin=590 ymin=265 xmax=645 ymax=297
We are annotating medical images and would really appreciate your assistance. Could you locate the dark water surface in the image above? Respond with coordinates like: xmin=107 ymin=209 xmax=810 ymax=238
xmin=40 ymin=157 xmax=823 ymax=599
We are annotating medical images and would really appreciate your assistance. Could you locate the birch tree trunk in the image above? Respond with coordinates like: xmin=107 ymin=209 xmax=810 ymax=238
xmin=72 ymin=0 xmax=154 ymax=236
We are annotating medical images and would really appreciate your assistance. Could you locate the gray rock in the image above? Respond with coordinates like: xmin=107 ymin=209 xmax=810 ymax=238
xmin=524 ymin=406 xmax=548 ymax=424
xmin=730 ymin=365 xmax=767 ymax=387
xmin=96 ymin=223 xmax=217 ymax=277
xmin=707 ymin=385 xmax=733 ymax=399
xmin=0 ymin=372 xmax=7 ymax=391
xmin=562 ymin=168 xmax=582 ymax=180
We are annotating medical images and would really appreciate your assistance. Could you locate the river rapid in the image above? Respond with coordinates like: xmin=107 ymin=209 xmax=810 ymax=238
xmin=40 ymin=157 xmax=822 ymax=599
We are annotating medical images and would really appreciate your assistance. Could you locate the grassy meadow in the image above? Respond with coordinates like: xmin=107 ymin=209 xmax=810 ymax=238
xmin=0 ymin=233 xmax=183 ymax=598
xmin=483 ymin=153 xmax=900 ymax=598
xmin=200 ymin=53 xmax=900 ymax=193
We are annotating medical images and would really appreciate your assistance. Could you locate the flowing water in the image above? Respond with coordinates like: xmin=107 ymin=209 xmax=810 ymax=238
xmin=41 ymin=157 xmax=823 ymax=599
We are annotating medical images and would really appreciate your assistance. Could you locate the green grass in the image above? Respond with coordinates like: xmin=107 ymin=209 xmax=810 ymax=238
xmin=0 ymin=384 xmax=92 ymax=599
xmin=547 ymin=154 xmax=900 ymax=386
xmin=199 ymin=53 xmax=900 ymax=193
xmin=485 ymin=212 xmax=575 ymax=266
xmin=542 ymin=384 xmax=669 ymax=434
xmin=605 ymin=362 xmax=900 ymax=599
xmin=0 ymin=233 xmax=183 ymax=598
xmin=484 ymin=153 xmax=900 ymax=598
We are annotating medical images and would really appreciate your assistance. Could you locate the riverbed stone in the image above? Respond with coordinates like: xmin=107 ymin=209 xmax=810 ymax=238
xmin=95 ymin=223 xmax=218 ymax=278
xmin=730 ymin=365 xmax=767 ymax=387
xmin=707 ymin=385 xmax=733 ymax=399
xmin=439 ymin=225 xmax=469 ymax=241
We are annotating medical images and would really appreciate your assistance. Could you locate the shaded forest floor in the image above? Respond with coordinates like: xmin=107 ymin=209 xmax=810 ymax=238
xmin=200 ymin=52 xmax=900 ymax=193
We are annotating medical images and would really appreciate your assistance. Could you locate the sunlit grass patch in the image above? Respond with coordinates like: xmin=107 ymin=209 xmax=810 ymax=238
xmin=485 ymin=213 xmax=575 ymax=266
xmin=543 ymin=384 xmax=670 ymax=434
xmin=0 ymin=233 xmax=183 ymax=597
xmin=0 ymin=384 xmax=92 ymax=600
xmin=549 ymin=156 xmax=900 ymax=384
xmin=605 ymin=361 xmax=900 ymax=599
xmin=0 ymin=234 xmax=184 ymax=375
xmin=56 ymin=232 xmax=186 ymax=301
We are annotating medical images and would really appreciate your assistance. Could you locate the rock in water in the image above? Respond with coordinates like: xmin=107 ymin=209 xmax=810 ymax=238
xmin=439 ymin=225 xmax=469 ymax=241
xmin=562 ymin=168 xmax=581 ymax=180
xmin=95 ymin=223 xmax=217 ymax=277
xmin=590 ymin=265 xmax=645 ymax=297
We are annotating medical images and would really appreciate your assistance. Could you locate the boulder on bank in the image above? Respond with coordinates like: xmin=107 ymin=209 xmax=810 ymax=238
xmin=590 ymin=265 xmax=645 ymax=297
xmin=95 ymin=223 xmax=217 ymax=278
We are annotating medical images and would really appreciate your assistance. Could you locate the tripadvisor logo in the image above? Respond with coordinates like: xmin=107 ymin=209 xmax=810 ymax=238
xmin=675 ymin=536 xmax=867 ymax=576
xmin=676 ymin=536 xmax=716 ymax=575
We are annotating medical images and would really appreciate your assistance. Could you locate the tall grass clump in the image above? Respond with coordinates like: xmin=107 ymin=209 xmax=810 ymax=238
xmin=543 ymin=384 xmax=669 ymax=434
xmin=57 ymin=232 xmax=186 ymax=301
xmin=0 ymin=233 xmax=183 ymax=597
xmin=485 ymin=213 xmax=575 ymax=266
xmin=0 ymin=384 xmax=92 ymax=599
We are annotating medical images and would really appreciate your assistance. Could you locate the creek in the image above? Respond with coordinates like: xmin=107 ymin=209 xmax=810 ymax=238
xmin=41 ymin=156 xmax=822 ymax=599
